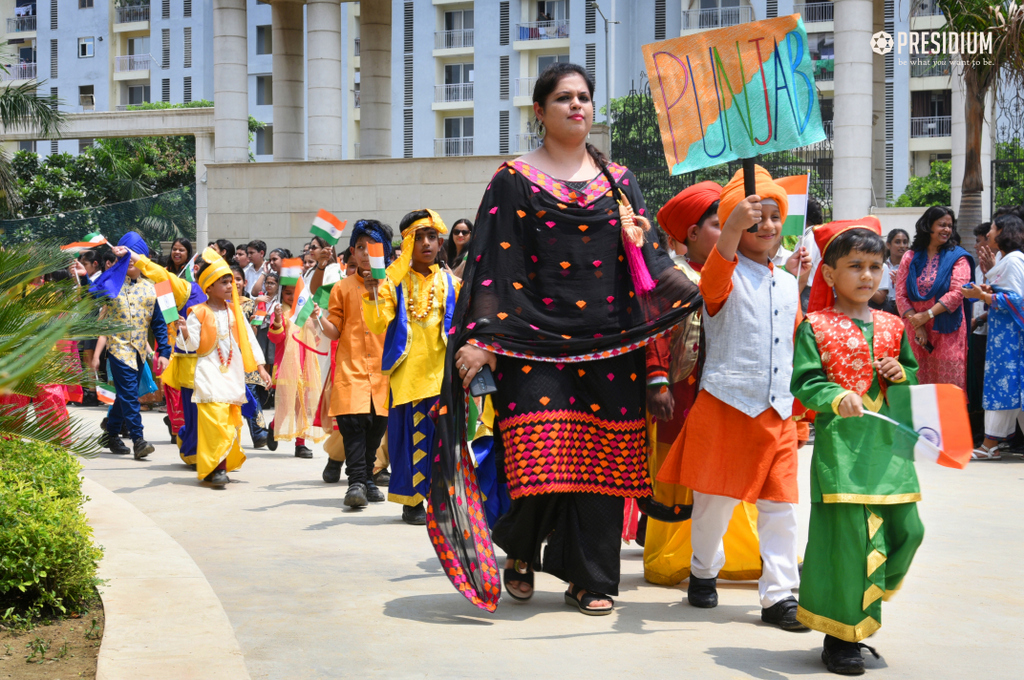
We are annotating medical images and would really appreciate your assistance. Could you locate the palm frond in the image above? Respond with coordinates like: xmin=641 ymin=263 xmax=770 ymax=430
xmin=0 ymin=404 xmax=102 ymax=458
xmin=0 ymin=80 xmax=65 ymax=139
xmin=0 ymin=144 xmax=21 ymax=214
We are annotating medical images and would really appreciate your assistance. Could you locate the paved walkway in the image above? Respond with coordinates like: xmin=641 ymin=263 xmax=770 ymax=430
xmin=76 ymin=406 xmax=1021 ymax=679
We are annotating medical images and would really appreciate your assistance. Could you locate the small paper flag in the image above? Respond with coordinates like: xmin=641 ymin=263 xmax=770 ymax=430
xmin=96 ymin=383 xmax=116 ymax=405
xmin=154 ymin=280 xmax=180 ymax=324
xmin=885 ymin=383 xmax=973 ymax=469
xmin=288 ymin=277 xmax=315 ymax=328
xmin=280 ymin=258 xmax=304 ymax=286
xmin=367 ymin=242 xmax=387 ymax=279
xmin=251 ymin=300 xmax=267 ymax=326
xmin=61 ymin=233 xmax=107 ymax=252
xmin=313 ymin=282 xmax=334 ymax=312
xmin=777 ymin=174 xmax=811 ymax=236
xmin=182 ymin=253 xmax=197 ymax=283
xmin=310 ymin=209 xmax=347 ymax=246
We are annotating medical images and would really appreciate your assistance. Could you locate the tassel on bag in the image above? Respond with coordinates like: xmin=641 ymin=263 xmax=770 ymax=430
xmin=617 ymin=194 xmax=657 ymax=295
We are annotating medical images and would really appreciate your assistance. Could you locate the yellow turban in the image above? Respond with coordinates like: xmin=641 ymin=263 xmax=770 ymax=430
xmin=717 ymin=165 xmax=789 ymax=227
xmin=198 ymin=247 xmax=258 ymax=373
xmin=386 ymin=209 xmax=448 ymax=286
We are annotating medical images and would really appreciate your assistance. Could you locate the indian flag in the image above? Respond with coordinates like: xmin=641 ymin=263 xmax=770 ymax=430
xmin=777 ymin=174 xmax=810 ymax=236
xmin=61 ymin=232 xmax=107 ymax=252
xmin=182 ymin=253 xmax=197 ymax=282
xmin=367 ymin=242 xmax=387 ymax=279
xmin=310 ymin=209 xmax=347 ymax=246
xmin=288 ymin=277 xmax=316 ymax=328
xmin=154 ymin=280 xmax=179 ymax=324
xmin=280 ymin=258 xmax=304 ymax=286
xmin=871 ymin=384 xmax=973 ymax=469
xmin=313 ymin=281 xmax=334 ymax=311
xmin=96 ymin=383 xmax=116 ymax=405
xmin=251 ymin=300 xmax=267 ymax=326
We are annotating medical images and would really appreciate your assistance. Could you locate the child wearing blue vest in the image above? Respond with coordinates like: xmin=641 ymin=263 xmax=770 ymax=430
xmin=363 ymin=209 xmax=460 ymax=526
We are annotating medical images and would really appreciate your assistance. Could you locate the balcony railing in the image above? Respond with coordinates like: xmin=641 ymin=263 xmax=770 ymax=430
xmin=115 ymin=54 xmax=152 ymax=72
xmin=434 ymin=82 xmax=474 ymax=103
xmin=7 ymin=15 xmax=36 ymax=32
xmin=115 ymin=4 xmax=150 ymax=23
xmin=434 ymin=28 xmax=474 ymax=49
xmin=0 ymin=62 xmax=36 ymax=81
xmin=822 ymin=120 xmax=833 ymax=139
xmin=910 ymin=55 xmax=951 ymax=78
xmin=794 ymin=2 xmax=833 ymax=23
xmin=813 ymin=58 xmax=834 ymax=81
xmin=911 ymin=115 xmax=951 ymax=138
xmin=515 ymin=76 xmax=537 ymax=98
xmin=354 ymin=38 xmax=360 ymax=56
xmin=515 ymin=20 xmax=569 ymax=41
xmin=911 ymin=1 xmax=944 ymax=16
xmin=513 ymin=133 xmax=542 ymax=154
xmin=354 ymin=89 xmax=360 ymax=107
xmin=682 ymin=5 xmax=753 ymax=30
xmin=435 ymin=137 xmax=473 ymax=157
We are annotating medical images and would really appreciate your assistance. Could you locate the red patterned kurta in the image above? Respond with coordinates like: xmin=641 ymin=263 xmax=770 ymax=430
xmin=895 ymin=251 xmax=969 ymax=390
xmin=806 ymin=308 xmax=904 ymax=398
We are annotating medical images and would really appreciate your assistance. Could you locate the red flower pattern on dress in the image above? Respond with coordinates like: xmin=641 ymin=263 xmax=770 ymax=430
xmin=807 ymin=308 xmax=904 ymax=398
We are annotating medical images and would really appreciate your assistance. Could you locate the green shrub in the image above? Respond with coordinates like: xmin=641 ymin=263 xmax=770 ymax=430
xmin=0 ymin=439 xmax=102 ymax=623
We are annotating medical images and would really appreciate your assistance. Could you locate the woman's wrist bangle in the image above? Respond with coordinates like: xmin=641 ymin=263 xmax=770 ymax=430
xmin=927 ymin=309 xmax=935 ymax=319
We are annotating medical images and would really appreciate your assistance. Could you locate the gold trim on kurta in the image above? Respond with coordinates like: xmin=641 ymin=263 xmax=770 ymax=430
xmin=796 ymin=605 xmax=881 ymax=643
xmin=388 ymin=491 xmax=425 ymax=506
xmin=866 ymin=549 xmax=887 ymax=577
xmin=830 ymin=390 xmax=855 ymax=415
xmin=862 ymin=584 xmax=884 ymax=610
xmin=862 ymin=391 xmax=883 ymax=413
xmin=822 ymin=492 xmax=922 ymax=504
xmin=883 ymin=579 xmax=904 ymax=601
xmin=867 ymin=511 xmax=884 ymax=540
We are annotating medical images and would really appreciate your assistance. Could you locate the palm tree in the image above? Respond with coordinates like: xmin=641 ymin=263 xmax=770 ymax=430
xmin=0 ymin=244 xmax=122 ymax=456
xmin=939 ymin=0 xmax=1024 ymax=251
xmin=0 ymin=64 xmax=65 ymax=214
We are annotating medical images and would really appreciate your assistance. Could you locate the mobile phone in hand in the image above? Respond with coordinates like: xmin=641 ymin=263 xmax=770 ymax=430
xmin=469 ymin=365 xmax=498 ymax=397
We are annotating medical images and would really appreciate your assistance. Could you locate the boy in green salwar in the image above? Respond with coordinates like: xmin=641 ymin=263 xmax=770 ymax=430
xmin=791 ymin=218 xmax=923 ymax=676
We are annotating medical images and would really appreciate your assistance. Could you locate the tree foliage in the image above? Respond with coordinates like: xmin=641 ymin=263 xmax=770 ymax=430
xmin=893 ymin=160 xmax=953 ymax=207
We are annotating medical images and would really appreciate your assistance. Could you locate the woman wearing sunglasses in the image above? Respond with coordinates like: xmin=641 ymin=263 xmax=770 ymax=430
xmin=445 ymin=218 xmax=473 ymax=277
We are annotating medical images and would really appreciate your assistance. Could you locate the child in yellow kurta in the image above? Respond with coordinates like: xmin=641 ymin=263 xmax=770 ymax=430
xmin=179 ymin=249 xmax=270 ymax=487
xmin=363 ymin=209 xmax=460 ymax=526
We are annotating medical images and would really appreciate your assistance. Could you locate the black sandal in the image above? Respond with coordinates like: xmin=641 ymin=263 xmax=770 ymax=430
xmin=503 ymin=559 xmax=534 ymax=601
xmin=564 ymin=584 xmax=614 ymax=616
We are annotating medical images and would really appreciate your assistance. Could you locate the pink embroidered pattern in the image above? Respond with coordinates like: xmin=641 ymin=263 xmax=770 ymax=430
xmin=466 ymin=327 xmax=675 ymax=364
xmin=507 ymin=159 xmax=629 ymax=207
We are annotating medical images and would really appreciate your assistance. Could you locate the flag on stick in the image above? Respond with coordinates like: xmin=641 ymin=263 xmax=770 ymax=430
xmin=777 ymin=174 xmax=811 ymax=236
xmin=869 ymin=384 xmax=973 ymax=469
xmin=367 ymin=242 xmax=387 ymax=280
xmin=251 ymin=300 xmax=267 ymax=326
xmin=61 ymin=233 xmax=108 ymax=252
xmin=313 ymin=282 xmax=334 ymax=311
xmin=96 ymin=383 xmax=116 ymax=405
xmin=288 ymin=277 xmax=316 ymax=328
xmin=280 ymin=258 xmax=304 ymax=286
xmin=154 ymin=280 xmax=180 ymax=323
xmin=182 ymin=253 xmax=198 ymax=283
xmin=310 ymin=209 xmax=347 ymax=246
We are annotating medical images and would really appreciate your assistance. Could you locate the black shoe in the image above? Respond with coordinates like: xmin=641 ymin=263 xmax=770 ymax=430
xmin=402 ymin=502 xmax=426 ymax=526
xmin=322 ymin=459 xmax=343 ymax=483
xmin=372 ymin=469 xmax=391 ymax=487
xmin=107 ymin=436 xmax=130 ymax=455
xmin=344 ymin=482 xmax=368 ymax=508
xmin=687 ymin=575 xmax=718 ymax=608
xmin=267 ymin=425 xmax=278 ymax=451
xmin=822 ymin=634 xmax=879 ymax=675
xmin=366 ymin=483 xmax=386 ymax=503
xmin=204 ymin=469 xmax=229 ymax=488
xmin=252 ymin=435 xmax=267 ymax=449
xmin=189 ymin=464 xmax=197 ymax=471
xmin=761 ymin=596 xmax=807 ymax=631
xmin=133 ymin=438 xmax=155 ymax=460
xmin=163 ymin=415 xmax=175 ymax=440
xmin=294 ymin=444 xmax=313 ymax=459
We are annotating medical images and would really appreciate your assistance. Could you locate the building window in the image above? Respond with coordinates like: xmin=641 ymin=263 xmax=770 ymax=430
xmin=78 ymin=138 xmax=94 ymax=153
xmin=128 ymin=36 xmax=150 ymax=56
xmin=438 ymin=116 xmax=473 ymax=157
xmin=79 ymin=84 xmax=94 ymax=110
xmin=256 ymin=126 xmax=273 ymax=156
xmin=183 ymin=26 xmax=191 ymax=68
xmin=256 ymin=25 xmax=272 ymax=55
xmin=78 ymin=37 xmax=94 ymax=58
xmin=128 ymin=84 xmax=151 ymax=105
xmin=183 ymin=76 xmax=192 ymax=102
xmin=537 ymin=53 xmax=569 ymax=74
xmin=19 ymin=140 xmax=36 ymax=153
xmin=256 ymin=75 xmax=273 ymax=105
xmin=79 ymin=0 xmax=93 ymax=8
xmin=441 ymin=9 xmax=474 ymax=48
xmin=537 ymin=1 xmax=568 ymax=21
xmin=183 ymin=0 xmax=192 ymax=18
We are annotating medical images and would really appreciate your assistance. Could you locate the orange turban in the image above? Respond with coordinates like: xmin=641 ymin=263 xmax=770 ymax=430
xmin=657 ymin=181 xmax=723 ymax=242
xmin=717 ymin=165 xmax=789 ymax=228
xmin=807 ymin=216 xmax=883 ymax=313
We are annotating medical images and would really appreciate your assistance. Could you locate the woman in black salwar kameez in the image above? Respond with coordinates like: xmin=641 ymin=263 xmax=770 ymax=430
xmin=426 ymin=64 xmax=702 ymax=614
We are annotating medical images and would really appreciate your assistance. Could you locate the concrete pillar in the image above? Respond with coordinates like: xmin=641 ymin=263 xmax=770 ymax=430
xmin=307 ymin=0 xmax=343 ymax=160
xmin=832 ymin=0 xmax=875 ymax=220
xmin=272 ymin=0 xmax=305 ymax=161
xmin=195 ymin=132 xmax=213 ymax=246
xmin=360 ymin=0 xmax=391 ymax=159
xmin=213 ymin=0 xmax=248 ymax=163
xmin=871 ymin=0 xmax=886 ymax=206
xmin=950 ymin=71 xmax=993 ymax=222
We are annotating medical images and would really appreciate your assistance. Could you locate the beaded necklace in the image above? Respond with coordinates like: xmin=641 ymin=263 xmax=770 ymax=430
xmin=406 ymin=272 xmax=438 ymax=322
xmin=213 ymin=306 xmax=233 ymax=373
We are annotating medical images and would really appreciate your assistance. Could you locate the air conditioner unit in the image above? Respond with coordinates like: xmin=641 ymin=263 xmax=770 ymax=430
xmin=79 ymin=94 xmax=95 ymax=110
